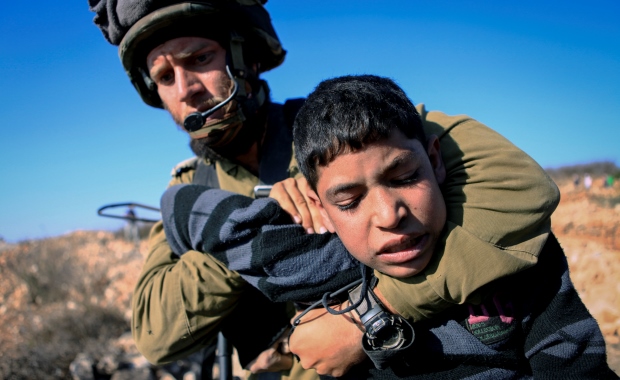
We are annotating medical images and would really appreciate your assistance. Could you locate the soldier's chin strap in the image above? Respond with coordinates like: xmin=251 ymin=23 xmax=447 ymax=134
xmin=183 ymin=32 xmax=266 ymax=141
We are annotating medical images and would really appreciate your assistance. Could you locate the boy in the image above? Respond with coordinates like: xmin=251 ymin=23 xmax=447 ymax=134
xmin=160 ymin=76 xmax=615 ymax=378
xmin=288 ymin=75 xmax=616 ymax=379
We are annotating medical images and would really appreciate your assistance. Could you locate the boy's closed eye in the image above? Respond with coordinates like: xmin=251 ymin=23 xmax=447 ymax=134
xmin=334 ymin=168 xmax=421 ymax=212
xmin=335 ymin=196 xmax=361 ymax=211
xmin=390 ymin=169 xmax=420 ymax=187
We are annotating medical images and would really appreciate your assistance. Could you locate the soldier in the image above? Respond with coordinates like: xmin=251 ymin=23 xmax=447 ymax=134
xmin=89 ymin=1 xmax=562 ymax=378
xmin=89 ymin=1 xmax=315 ymax=378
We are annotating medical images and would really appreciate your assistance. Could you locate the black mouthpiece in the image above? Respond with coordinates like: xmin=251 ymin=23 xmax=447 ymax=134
xmin=184 ymin=112 xmax=205 ymax=132
xmin=182 ymin=65 xmax=239 ymax=133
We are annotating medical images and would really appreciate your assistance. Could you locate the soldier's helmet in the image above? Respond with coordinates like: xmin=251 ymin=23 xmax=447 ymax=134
xmin=89 ymin=0 xmax=286 ymax=109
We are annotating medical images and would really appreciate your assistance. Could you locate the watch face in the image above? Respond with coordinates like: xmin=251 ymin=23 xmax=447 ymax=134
xmin=366 ymin=313 xmax=412 ymax=350
xmin=371 ymin=324 xmax=406 ymax=349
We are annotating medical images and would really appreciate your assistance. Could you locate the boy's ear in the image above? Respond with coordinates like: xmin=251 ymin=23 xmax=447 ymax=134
xmin=426 ymin=135 xmax=446 ymax=185
xmin=306 ymin=188 xmax=336 ymax=233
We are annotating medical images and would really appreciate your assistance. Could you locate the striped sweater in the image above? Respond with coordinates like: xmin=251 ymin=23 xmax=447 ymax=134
xmin=160 ymin=183 xmax=360 ymax=303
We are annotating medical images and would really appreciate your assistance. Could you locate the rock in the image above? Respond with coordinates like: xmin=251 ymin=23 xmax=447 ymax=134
xmin=69 ymin=353 xmax=95 ymax=380
xmin=113 ymin=331 xmax=140 ymax=355
xmin=96 ymin=353 xmax=119 ymax=375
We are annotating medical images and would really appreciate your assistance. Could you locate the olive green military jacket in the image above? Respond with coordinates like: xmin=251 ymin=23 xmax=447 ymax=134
xmin=131 ymin=104 xmax=559 ymax=369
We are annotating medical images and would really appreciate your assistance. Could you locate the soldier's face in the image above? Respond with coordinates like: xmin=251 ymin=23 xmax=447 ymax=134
xmin=147 ymin=37 xmax=232 ymax=129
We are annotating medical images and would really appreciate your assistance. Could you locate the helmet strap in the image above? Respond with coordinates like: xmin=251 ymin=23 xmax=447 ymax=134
xmin=228 ymin=31 xmax=266 ymax=114
xmin=229 ymin=32 xmax=248 ymax=98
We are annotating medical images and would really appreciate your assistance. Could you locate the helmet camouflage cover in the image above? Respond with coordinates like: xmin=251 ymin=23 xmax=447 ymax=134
xmin=88 ymin=0 xmax=286 ymax=108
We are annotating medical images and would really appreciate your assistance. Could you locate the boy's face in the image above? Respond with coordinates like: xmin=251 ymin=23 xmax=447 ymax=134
xmin=308 ymin=129 xmax=447 ymax=278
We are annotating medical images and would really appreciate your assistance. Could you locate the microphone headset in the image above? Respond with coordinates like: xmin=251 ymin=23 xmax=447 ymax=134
xmin=183 ymin=65 xmax=239 ymax=133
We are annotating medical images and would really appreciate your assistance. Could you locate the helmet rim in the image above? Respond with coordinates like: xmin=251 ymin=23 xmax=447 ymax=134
xmin=118 ymin=1 xmax=285 ymax=109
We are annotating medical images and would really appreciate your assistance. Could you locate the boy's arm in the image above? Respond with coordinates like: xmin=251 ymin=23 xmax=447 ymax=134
xmin=159 ymin=183 xmax=360 ymax=304
xmin=375 ymin=105 xmax=561 ymax=321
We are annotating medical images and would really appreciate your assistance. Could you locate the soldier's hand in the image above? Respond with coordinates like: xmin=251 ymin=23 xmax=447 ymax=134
xmin=288 ymin=303 xmax=366 ymax=377
xmin=270 ymin=177 xmax=330 ymax=234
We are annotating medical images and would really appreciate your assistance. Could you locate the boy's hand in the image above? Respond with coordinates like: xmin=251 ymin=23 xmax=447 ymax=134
xmin=288 ymin=304 xmax=366 ymax=377
xmin=270 ymin=178 xmax=331 ymax=234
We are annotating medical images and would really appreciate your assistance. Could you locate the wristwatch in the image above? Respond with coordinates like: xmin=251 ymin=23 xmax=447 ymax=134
xmin=348 ymin=279 xmax=415 ymax=351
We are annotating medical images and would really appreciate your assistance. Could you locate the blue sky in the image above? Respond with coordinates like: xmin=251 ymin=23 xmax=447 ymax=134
xmin=1 ymin=1 xmax=618 ymax=242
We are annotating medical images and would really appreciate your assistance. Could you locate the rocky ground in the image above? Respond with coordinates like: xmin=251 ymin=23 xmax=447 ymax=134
xmin=0 ymin=178 xmax=618 ymax=379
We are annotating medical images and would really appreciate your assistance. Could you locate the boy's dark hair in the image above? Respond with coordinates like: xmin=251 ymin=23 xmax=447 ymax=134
xmin=293 ymin=75 xmax=426 ymax=190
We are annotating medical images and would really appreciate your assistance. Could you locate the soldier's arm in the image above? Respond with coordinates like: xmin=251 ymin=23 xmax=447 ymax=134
xmin=131 ymin=218 xmax=247 ymax=364
xmin=376 ymin=105 xmax=560 ymax=321
xmin=131 ymin=163 xmax=252 ymax=365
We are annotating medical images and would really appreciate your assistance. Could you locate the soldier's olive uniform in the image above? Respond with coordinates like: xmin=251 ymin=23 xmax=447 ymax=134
xmin=132 ymin=104 xmax=559 ymax=376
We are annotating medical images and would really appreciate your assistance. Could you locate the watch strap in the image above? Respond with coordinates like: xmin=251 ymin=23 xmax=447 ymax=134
xmin=348 ymin=276 xmax=380 ymax=322
xmin=348 ymin=276 xmax=416 ymax=370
